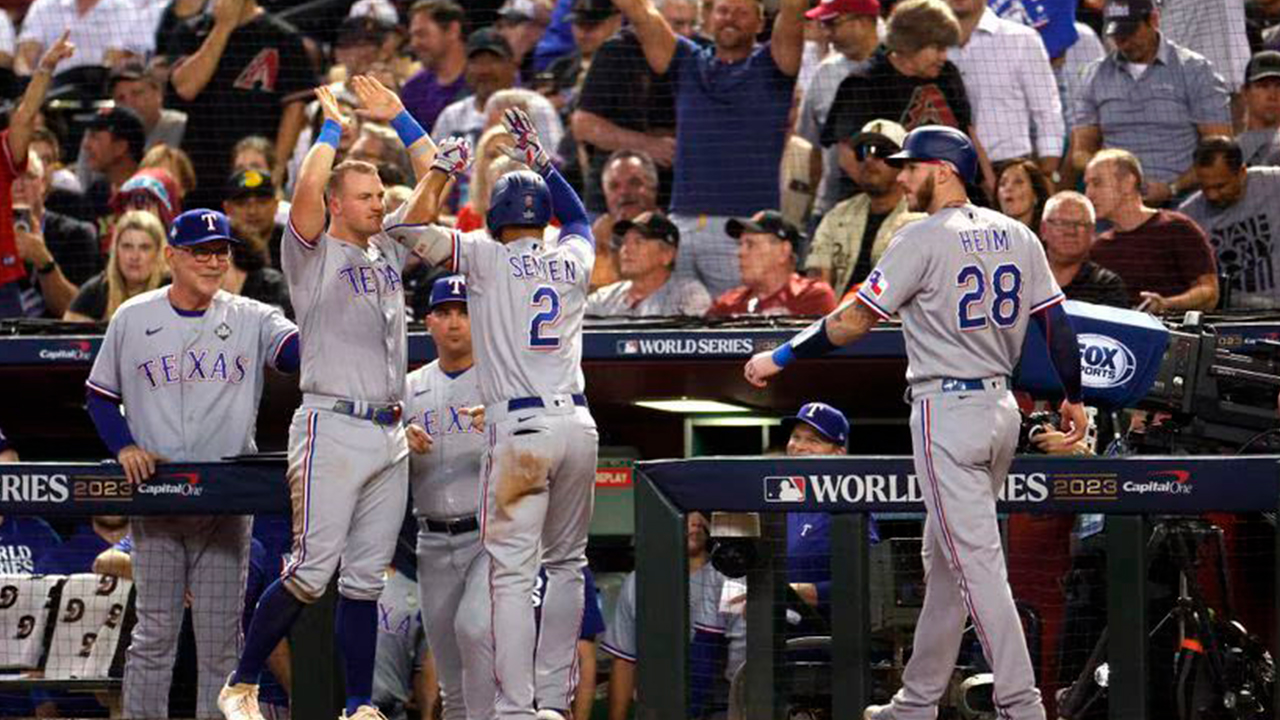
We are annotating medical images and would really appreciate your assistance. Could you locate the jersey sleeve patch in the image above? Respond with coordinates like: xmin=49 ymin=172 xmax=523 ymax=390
xmin=855 ymin=290 xmax=892 ymax=320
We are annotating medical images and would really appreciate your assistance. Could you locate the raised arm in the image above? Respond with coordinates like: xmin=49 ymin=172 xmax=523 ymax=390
xmin=9 ymin=32 xmax=74 ymax=166
xmin=611 ymin=0 xmax=678 ymax=74
xmin=289 ymin=85 xmax=347 ymax=241
xmin=501 ymin=107 xmax=591 ymax=239
xmin=350 ymin=74 xmax=439 ymax=180
xmin=770 ymin=0 xmax=807 ymax=77
xmin=383 ymin=138 xmax=472 ymax=267
xmin=171 ymin=0 xmax=243 ymax=101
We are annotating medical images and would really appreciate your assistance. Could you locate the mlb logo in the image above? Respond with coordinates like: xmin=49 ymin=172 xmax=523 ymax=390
xmin=617 ymin=340 xmax=639 ymax=355
xmin=522 ymin=195 xmax=536 ymax=219
xmin=866 ymin=269 xmax=888 ymax=297
xmin=764 ymin=476 xmax=807 ymax=503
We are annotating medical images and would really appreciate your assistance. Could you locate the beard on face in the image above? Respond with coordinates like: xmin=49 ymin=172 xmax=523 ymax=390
xmin=908 ymin=172 xmax=935 ymax=212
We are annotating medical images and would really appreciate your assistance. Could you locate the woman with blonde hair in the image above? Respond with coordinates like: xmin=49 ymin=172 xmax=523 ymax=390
xmin=141 ymin=144 xmax=197 ymax=202
xmin=456 ymin=126 xmax=520 ymax=231
xmin=65 ymin=211 xmax=169 ymax=322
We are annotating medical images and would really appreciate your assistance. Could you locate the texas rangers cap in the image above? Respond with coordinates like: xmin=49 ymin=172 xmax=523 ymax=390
xmin=429 ymin=274 xmax=468 ymax=309
xmin=806 ymin=0 xmax=879 ymax=22
xmin=1247 ymin=51 xmax=1280 ymax=84
xmin=781 ymin=402 xmax=849 ymax=448
xmin=169 ymin=209 xmax=239 ymax=247
xmin=725 ymin=210 xmax=804 ymax=246
xmin=847 ymin=118 xmax=908 ymax=152
xmin=1103 ymin=0 xmax=1154 ymax=37
xmin=467 ymin=28 xmax=515 ymax=60
xmin=226 ymin=169 xmax=276 ymax=201
xmin=613 ymin=210 xmax=679 ymax=246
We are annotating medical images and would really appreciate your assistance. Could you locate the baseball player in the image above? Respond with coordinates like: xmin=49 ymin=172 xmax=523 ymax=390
xmin=383 ymin=107 xmax=599 ymax=720
xmin=744 ymin=125 xmax=1087 ymax=720
xmin=218 ymin=83 xmax=470 ymax=720
xmin=403 ymin=274 xmax=495 ymax=720
xmin=84 ymin=208 xmax=299 ymax=719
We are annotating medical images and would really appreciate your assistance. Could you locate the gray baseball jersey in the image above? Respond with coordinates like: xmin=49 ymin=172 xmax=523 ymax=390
xmin=86 ymin=287 xmax=295 ymax=719
xmin=86 ymin=288 xmax=297 ymax=461
xmin=404 ymin=361 xmax=487 ymax=520
xmin=602 ymin=566 xmax=745 ymax=711
xmin=282 ymin=204 xmax=413 ymax=403
xmin=448 ymin=229 xmax=593 ymax=406
xmin=855 ymin=204 xmax=1055 ymax=720
xmin=855 ymin=204 xmax=1064 ymax=385
xmin=585 ymin=276 xmax=712 ymax=317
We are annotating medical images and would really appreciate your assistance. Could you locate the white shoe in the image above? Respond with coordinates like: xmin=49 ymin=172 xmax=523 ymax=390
xmin=217 ymin=674 xmax=265 ymax=720
xmin=340 ymin=705 xmax=390 ymax=720
xmin=535 ymin=709 xmax=570 ymax=720
xmin=863 ymin=704 xmax=892 ymax=720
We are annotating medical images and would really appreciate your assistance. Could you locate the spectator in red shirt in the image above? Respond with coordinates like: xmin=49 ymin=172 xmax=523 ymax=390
xmin=1085 ymin=148 xmax=1220 ymax=312
xmin=0 ymin=32 xmax=74 ymax=318
xmin=708 ymin=210 xmax=837 ymax=316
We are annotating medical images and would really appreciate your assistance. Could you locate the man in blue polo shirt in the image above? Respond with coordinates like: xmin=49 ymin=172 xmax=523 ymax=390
xmin=611 ymin=0 xmax=807 ymax=298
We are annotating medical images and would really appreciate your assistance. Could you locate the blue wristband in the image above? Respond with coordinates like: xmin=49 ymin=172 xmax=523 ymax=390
xmin=316 ymin=119 xmax=342 ymax=149
xmin=771 ymin=342 xmax=796 ymax=368
xmin=390 ymin=110 xmax=426 ymax=147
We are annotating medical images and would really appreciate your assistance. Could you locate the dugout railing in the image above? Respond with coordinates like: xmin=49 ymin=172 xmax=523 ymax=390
xmin=633 ymin=456 xmax=1280 ymax=720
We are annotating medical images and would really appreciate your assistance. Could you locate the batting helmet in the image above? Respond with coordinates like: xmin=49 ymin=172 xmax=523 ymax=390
xmin=885 ymin=125 xmax=978 ymax=184
xmin=487 ymin=170 xmax=552 ymax=234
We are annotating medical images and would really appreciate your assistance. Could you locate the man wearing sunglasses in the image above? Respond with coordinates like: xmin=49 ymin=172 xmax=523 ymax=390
xmin=85 ymin=208 xmax=299 ymax=720
xmin=796 ymin=0 xmax=881 ymax=220
xmin=806 ymin=119 xmax=924 ymax=299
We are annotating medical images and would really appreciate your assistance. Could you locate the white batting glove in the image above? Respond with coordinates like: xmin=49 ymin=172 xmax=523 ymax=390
xmin=501 ymin=107 xmax=551 ymax=174
xmin=431 ymin=137 xmax=473 ymax=178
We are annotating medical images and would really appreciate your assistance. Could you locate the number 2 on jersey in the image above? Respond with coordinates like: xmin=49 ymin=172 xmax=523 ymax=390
xmin=528 ymin=285 xmax=561 ymax=349
xmin=956 ymin=263 xmax=1022 ymax=331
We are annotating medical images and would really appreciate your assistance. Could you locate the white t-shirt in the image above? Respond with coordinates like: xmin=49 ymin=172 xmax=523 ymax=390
xmin=0 ymin=10 xmax=15 ymax=57
xmin=17 ymin=0 xmax=154 ymax=72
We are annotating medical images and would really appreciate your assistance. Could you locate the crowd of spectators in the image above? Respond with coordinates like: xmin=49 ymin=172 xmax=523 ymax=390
xmin=3 ymin=0 xmax=1280 ymax=327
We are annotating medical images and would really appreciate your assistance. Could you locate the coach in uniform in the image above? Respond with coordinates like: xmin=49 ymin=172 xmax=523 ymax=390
xmin=745 ymin=125 xmax=1086 ymax=720
xmin=85 ymin=208 xmax=298 ymax=719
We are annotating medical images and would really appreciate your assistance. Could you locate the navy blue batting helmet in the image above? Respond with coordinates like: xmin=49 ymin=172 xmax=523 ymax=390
xmin=885 ymin=125 xmax=978 ymax=184
xmin=487 ymin=170 xmax=552 ymax=234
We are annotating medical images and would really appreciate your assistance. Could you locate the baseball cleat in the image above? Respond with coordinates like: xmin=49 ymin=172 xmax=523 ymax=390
xmin=217 ymin=674 xmax=265 ymax=720
xmin=535 ymin=709 xmax=570 ymax=720
xmin=340 ymin=705 xmax=390 ymax=720
xmin=862 ymin=704 xmax=892 ymax=720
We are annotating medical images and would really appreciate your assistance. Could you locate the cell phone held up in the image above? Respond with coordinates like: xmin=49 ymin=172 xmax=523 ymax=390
xmin=13 ymin=206 xmax=33 ymax=234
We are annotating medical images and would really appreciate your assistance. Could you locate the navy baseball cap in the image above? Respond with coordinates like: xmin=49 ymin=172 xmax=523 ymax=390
xmin=169 ymin=209 xmax=239 ymax=247
xmin=429 ymin=274 xmax=468 ymax=309
xmin=781 ymin=402 xmax=849 ymax=447
xmin=1103 ymin=0 xmax=1154 ymax=37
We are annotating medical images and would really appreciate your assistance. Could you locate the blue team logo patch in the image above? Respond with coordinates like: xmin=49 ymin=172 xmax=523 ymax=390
xmin=866 ymin=269 xmax=888 ymax=297
xmin=764 ymin=476 xmax=807 ymax=503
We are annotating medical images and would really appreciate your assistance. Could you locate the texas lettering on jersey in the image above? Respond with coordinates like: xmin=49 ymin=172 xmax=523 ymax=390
xmin=339 ymin=263 xmax=402 ymax=297
xmin=416 ymin=404 xmax=483 ymax=438
xmin=137 ymin=349 xmax=250 ymax=389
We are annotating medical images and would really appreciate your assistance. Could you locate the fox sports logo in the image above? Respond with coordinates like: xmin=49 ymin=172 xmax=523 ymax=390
xmin=1078 ymin=334 xmax=1136 ymax=389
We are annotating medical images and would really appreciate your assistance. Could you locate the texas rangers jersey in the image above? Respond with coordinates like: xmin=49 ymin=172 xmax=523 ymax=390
xmin=86 ymin=288 xmax=297 ymax=461
xmin=404 ymin=361 xmax=486 ymax=519
xmin=447 ymin=230 xmax=594 ymax=406
xmin=282 ymin=205 xmax=413 ymax=403
xmin=855 ymin=204 xmax=1063 ymax=384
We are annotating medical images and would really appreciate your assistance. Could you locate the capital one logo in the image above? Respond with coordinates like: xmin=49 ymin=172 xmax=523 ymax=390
xmin=1078 ymin=334 xmax=1137 ymax=389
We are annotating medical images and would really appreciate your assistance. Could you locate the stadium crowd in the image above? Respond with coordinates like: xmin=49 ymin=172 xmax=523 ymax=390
xmin=2 ymin=0 xmax=1280 ymax=325
xmin=1 ymin=0 xmax=1279 ymax=718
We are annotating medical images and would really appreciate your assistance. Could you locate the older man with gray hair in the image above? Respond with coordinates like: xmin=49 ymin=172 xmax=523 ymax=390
xmin=586 ymin=210 xmax=711 ymax=317
xmin=1039 ymin=191 xmax=1128 ymax=308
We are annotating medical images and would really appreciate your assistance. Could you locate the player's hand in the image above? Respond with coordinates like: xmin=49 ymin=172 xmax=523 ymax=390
xmin=37 ymin=31 xmax=75 ymax=74
xmin=460 ymin=405 xmax=485 ymax=432
xmin=500 ymin=107 xmax=551 ymax=173
xmin=431 ymin=137 xmax=473 ymax=178
xmin=406 ymin=424 xmax=433 ymax=454
xmin=1058 ymin=400 xmax=1089 ymax=447
xmin=1032 ymin=428 xmax=1087 ymax=455
xmin=314 ymin=85 xmax=351 ymax=130
xmin=350 ymin=74 xmax=405 ymax=123
xmin=1136 ymin=291 xmax=1167 ymax=315
xmin=117 ymin=445 xmax=163 ymax=485
xmin=743 ymin=350 xmax=782 ymax=388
